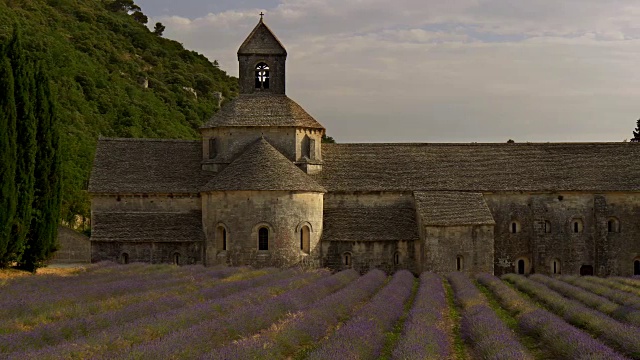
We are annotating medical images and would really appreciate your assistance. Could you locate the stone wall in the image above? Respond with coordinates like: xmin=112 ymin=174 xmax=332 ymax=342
xmin=91 ymin=194 xmax=200 ymax=212
xmin=322 ymin=240 xmax=418 ymax=274
xmin=485 ymin=192 xmax=640 ymax=276
xmin=421 ymin=225 xmax=494 ymax=274
xmin=238 ymin=54 xmax=285 ymax=94
xmin=91 ymin=194 xmax=203 ymax=265
xmin=91 ymin=241 xmax=201 ymax=265
xmin=51 ymin=226 xmax=91 ymax=263
xmin=202 ymin=127 xmax=298 ymax=168
xmin=203 ymin=190 xmax=323 ymax=267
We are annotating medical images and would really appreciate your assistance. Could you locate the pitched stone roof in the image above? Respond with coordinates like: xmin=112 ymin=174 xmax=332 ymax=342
xmin=238 ymin=19 xmax=287 ymax=56
xmin=91 ymin=211 xmax=204 ymax=242
xmin=316 ymin=143 xmax=640 ymax=192
xmin=202 ymin=94 xmax=324 ymax=129
xmin=89 ymin=138 xmax=210 ymax=194
xmin=203 ymin=138 xmax=326 ymax=192
xmin=414 ymin=191 xmax=495 ymax=226
xmin=323 ymin=205 xmax=419 ymax=242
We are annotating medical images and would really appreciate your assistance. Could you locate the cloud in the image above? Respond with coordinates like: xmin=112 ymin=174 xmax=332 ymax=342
xmin=148 ymin=0 xmax=640 ymax=142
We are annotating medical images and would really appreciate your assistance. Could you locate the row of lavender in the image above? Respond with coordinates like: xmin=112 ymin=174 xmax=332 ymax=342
xmin=2 ymin=263 xmax=640 ymax=359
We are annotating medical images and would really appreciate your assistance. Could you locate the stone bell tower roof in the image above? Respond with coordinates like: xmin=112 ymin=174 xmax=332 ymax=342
xmin=202 ymin=138 xmax=326 ymax=192
xmin=238 ymin=18 xmax=287 ymax=56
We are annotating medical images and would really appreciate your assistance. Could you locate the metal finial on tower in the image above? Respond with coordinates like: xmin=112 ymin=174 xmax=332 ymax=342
xmin=259 ymin=12 xmax=264 ymax=20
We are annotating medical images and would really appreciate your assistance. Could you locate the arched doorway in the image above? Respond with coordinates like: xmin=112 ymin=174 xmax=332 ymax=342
xmin=121 ymin=253 xmax=129 ymax=265
xmin=580 ymin=265 xmax=594 ymax=276
xmin=634 ymin=260 xmax=640 ymax=276
xmin=173 ymin=253 xmax=180 ymax=265
xmin=517 ymin=259 xmax=525 ymax=274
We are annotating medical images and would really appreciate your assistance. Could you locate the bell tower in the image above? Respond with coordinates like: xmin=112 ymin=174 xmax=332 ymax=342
xmin=237 ymin=16 xmax=287 ymax=94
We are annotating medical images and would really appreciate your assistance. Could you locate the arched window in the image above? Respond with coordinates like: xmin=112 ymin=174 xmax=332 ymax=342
xmin=510 ymin=221 xmax=520 ymax=234
xmin=608 ymin=218 xmax=620 ymax=233
xmin=634 ymin=259 xmax=640 ymax=276
xmin=551 ymin=259 xmax=561 ymax=274
xmin=216 ymin=226 xmax=227 ymax=252
xmin=173 ymin=253 xmax=180 ymax=265
xmin=456 ymin=255 xmax=463 ymax=271
xmin=572 ymin=219 xmax=583 ymax=233
xmin=394 ymin=252 xmax=400 ymax=266
xmin=121 ymin=253 xmax=129 ymax=265
xmin=517 ymin=259 xmax=526 ymax=274
xmin=544 ymin=221 xmax=552 ymax=233
xmin=255 ymin=63 xmax=270 ymax=89
xmin=343 ymin=252 xmax=352 ymax=266
xmin=258 ymin=227 xmax=269 ymax=250
xmin=300 ymin=225 xmax=310 ymax=254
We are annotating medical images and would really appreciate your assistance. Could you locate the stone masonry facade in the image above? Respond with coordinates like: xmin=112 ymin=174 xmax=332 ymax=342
xmin=88 ymin=19 xmax=640 ymax=276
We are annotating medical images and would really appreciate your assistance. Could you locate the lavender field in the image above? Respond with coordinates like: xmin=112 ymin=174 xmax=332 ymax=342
xmin=2 ymin=263 xmax=640 ymax=359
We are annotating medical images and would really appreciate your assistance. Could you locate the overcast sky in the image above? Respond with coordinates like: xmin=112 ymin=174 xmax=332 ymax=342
xmin=136 ymin=0 xmax=640 ymax=143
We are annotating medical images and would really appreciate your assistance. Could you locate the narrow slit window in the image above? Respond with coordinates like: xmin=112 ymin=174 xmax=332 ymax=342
xmin=544 ymin=221 xmax=551 ymax=233
xmin=209 ymin=138 xmax=217 ymax=159
xmin=456 ymin=256 xmax=463 ymax=271
xmin=343 ymin=252 xmax=351 ymax=266
xmin=300 ymin=225 xmax=310 ymax=254
xmin=394 ymin=252 xmax=400 ymax=266
xmin=258 ymin=227 xmax=269 ymax=250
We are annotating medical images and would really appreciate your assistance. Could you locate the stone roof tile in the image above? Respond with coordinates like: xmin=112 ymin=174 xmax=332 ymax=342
xmin=203 ymin=138 xmax=326 ymax=192
xmin=323 ymin=205 xmax=419 ymax=242
xmin=414 ymin=191 xmax=495 ymax=226
xmin=89 ymin=138 xmax=210 ymax=194
xmin=316 ymin=142 xmax=640 ymax=192
xmin=91 ymin=211 xmax=204 ymax=242
xmin=202 ymin=94 xmax=324 ymax=129
xmin=238 ymin=19 xmax=287 ymax=56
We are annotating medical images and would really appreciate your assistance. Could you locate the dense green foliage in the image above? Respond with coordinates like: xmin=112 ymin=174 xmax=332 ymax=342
xmin=0 ymin=0 xmax=238 ymax=225
xmin=0 ymin=29 xmax=62 ymax=271
xmin=0 ymin=57 xmax=18 ymax=266
xmin=7 ymin=28 xmax=37 ymax=262
xmin=23 ymin=64 xmax=63 ymax=271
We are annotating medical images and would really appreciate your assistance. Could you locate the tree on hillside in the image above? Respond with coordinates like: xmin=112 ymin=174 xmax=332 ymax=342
xmin=7 ymin=28 xmax=37 ymax=264
xmin=631 ymin=118 xmax=640 ymax=142
xmin=0 ymin=56 xmax=17 ymax=267
xmin=106 ymin=0 xmax=141 ymax=13
xmin=153 ymin=22 xmax=165 ymax=36
xmin=131 ymin=11 xmax=148 ymax=25
xmin=22 ymin=65 xmax=62 ymax=272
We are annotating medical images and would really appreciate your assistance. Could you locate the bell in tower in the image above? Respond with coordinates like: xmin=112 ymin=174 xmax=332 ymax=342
xmin=237 ymin=16 xmax=287 ymax=94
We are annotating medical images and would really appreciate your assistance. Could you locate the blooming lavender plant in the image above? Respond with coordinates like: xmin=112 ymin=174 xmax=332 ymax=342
xmin=447 ymin=272 xmax=532 ymax=360
xmin=122 ymin=269 xmax=358 ymax=359
xmin=531 ymin=274 xmax=640 ymax=327
xmin=477 ymin=273 xmax=626 ymax=360
xmin=560 ymin=275 xmax=640 ymax=310
xmin=592 ymin=277 xmax=640 ymax=298
xmin=391 ymin=272 xmax=452 ymax=360
xmin=305 ymin=270 xmax=415 ymax=360
xmin=503 ymin=273 xmax=640 ymax=358
xmin=206 ymin=269 xmax=388 ymax=360
xmin=8 ymin=269 xmax=321 ymax=359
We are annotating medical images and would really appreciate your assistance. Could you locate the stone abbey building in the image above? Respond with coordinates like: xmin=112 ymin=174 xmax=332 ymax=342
xmin=89 ymin=19 xmax=640 ymax=276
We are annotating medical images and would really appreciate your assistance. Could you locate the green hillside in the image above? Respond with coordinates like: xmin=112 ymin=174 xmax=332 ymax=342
xmin=0 ymin=0 xmax=238 ymax=226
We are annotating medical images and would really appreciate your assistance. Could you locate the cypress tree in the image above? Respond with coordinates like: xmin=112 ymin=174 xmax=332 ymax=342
xmin=0 ymin=55 xmax=18 ymax=267
xmin=24 ymin=64 xmax=62 ymax=271
xmin=7 ymin=27 xmax=37 ymax=263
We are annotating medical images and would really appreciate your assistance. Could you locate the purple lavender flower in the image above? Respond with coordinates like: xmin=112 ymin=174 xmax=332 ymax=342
xmin=305 ymin=270 xmax=415 ymax=360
